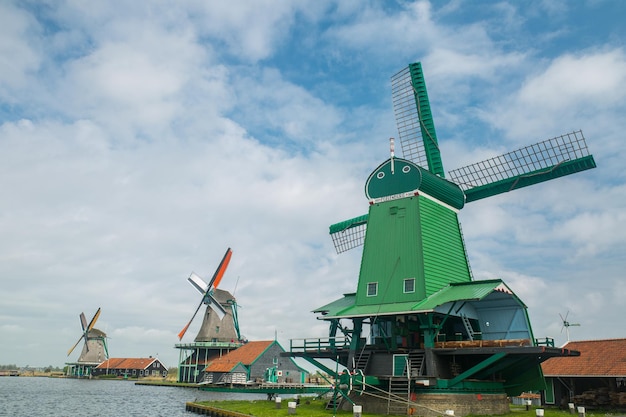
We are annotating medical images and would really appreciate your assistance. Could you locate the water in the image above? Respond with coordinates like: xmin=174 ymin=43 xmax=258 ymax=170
xmin=0 ymin=377 xmax=272 ymax=417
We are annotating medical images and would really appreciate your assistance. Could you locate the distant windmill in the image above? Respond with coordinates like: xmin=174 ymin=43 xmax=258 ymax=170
xmin=178 ymin=247 xmax=241 ymax=342
xmin=67 ymin=307 xmax=109 ymax=363
xmin=560 ymin=311 xmax=581 ymax=342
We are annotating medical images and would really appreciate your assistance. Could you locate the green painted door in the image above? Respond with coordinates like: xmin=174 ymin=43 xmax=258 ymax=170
xmin=393 ymin=354 xmax=408 ymax=376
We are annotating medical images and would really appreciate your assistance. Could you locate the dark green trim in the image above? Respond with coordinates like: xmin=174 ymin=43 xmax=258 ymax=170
xmin=329 ymin=214 xmax=368 ymax=234
xmin=408 ymin=62 xmax=445 ymax=177
xmin=465 ymin=155 xmax=597 ymax=203
xmin=443 ymin=352 xmax=506 ymax=388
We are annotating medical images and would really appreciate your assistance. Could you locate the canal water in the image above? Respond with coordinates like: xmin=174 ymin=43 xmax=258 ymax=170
xmin=0 ymin=377 xmax=271 ymax=416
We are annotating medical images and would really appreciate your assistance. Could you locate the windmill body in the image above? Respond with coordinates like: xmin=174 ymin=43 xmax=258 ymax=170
xmin=194 ymin=287 xmax=239 ymax=343
xmin=357 ymin=158 xmax=470 ymax=307
xmin=76 ymin=328 xmax=108 ymax=363
xmin=286 ymin=62 xmax=593 ymax=415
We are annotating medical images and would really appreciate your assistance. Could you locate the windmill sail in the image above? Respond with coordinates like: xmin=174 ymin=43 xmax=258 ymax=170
xmin=66 ymin=307 xmax=108 ymax=368
xmin=67 ymin=307 xmax=102 ymax=356
xmin=391 ymin=62 xmax=444 ymax=177
xmin=329 ymin=214 xmax=368 ymax=254
xmin=448 ymin=130 xmax=596 ymax=203
xmin=328 ymin=63 xmax=596 ymax=255
xmin=178 ymin=247 xmax=232 ymax=341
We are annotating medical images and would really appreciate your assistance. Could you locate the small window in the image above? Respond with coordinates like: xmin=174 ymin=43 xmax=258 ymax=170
xmin=404 ymin=278 xmax=415 ymax=293
xmin=367 ymin=282 xmax=378 ymax=297
xmin=273 ymin=357 xmax=278 ymax=364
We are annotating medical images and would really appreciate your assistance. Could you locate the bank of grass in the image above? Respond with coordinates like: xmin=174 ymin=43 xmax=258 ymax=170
xmin=192 ymin=401 xmax=623 ymax=417
xmin=195 ymin=397 xmax=377 ymax=417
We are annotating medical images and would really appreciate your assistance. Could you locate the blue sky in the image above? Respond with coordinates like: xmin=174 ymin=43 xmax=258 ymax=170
xmin=1 ymin=0 xmax=625 ymax=369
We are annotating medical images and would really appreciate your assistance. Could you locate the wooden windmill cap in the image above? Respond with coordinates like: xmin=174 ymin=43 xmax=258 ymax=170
xmin=365 ymin=157 xmax=465 ymax=210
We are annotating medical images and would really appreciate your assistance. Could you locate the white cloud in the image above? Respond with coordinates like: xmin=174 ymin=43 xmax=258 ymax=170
xmin=486 ymin=49 xmax=626 ymax=140
xmin=1 ymin=0 xmax=625 ymax=368
xmin=0 ymin=2 xmax=41 ymax=91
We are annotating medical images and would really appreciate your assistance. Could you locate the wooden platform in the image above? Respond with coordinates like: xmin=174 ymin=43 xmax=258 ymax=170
xmin=435 ymin=339 xmax=532 ymax=349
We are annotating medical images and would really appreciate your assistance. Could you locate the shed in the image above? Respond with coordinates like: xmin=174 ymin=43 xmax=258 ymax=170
xmin=202 ymin=340 xmax=308 ymax=384
xmin=93 ymin=357 xmax=167 ymax=378
xmin=541 ymin=339 xmax=626 ymax=408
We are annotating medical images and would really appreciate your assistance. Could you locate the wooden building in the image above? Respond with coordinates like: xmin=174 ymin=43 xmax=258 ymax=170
xmin=542 ymin=339 xmax=626 ymax=408
xmin=93 ymin=357 xmax=168 ymax=378
xmin=202 ymin=340 xmax=307 ymax=385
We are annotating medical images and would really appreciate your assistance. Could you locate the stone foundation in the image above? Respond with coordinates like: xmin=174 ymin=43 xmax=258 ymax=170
xmin=344 ymin=392 xmax=509 ymax=416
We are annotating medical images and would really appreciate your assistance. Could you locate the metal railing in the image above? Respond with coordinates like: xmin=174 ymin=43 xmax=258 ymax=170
xmin=289 ymin=337 xmax=350 ymax=353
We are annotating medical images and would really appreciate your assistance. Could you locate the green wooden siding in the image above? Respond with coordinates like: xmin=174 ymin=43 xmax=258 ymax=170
xmin=356 ymin=197 xmax=425 ymax=306
xmin=355 ymin=194 xmax=471 ymax=307
xmin=420 ymin=197 xmax=472 ymax=296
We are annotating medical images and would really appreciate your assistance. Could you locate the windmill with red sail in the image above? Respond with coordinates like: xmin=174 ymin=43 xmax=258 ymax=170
xmin=175 ymin=247 xmax=244 ymax=383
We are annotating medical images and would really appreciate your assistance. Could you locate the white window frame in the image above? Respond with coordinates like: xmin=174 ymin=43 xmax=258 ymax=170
xmin=403 ymin=278 xmax=415 ymax=293
xmin=367 ymin=282 xmax=378 ymax=297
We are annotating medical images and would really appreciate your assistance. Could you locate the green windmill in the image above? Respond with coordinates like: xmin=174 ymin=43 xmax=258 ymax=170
xmin=287 ymin=63 xmax=593 ymax=414
xmin=330 ymin=62 xmax=596 ymax=297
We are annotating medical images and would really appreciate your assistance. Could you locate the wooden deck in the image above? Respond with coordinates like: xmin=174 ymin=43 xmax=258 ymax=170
xmin=434 ymin=339 xmax=532 ymax=349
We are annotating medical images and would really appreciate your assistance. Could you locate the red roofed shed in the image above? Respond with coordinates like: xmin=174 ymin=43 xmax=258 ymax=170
xmin=94 ymin=357 xmax=167 ymax=378
xmin=541 ymin=339 xmax=626 ymax=408
xmin=202 ymin=340 xmax=308 ymax=385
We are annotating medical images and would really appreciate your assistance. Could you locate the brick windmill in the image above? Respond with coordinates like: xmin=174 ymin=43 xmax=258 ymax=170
xmin=287 ymin=63 xmax=594 ymax=415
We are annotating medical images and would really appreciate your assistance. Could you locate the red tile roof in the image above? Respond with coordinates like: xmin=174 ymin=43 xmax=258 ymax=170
xmin=205 ymin=340 xmax=275 ymax=372
xmin=95 ymin=357 xmax=159 ymax=370
xmin=542 ymin=339 xmax=626 ymax=376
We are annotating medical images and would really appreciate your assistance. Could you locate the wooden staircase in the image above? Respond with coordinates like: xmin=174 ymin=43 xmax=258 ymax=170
xmin=461 ymin=314 xmax=481 ymax=341
xmin=325 ymin=393 xmax=344 ymax=411
xmin=408 ymin=351 xmax=425 ymax=377
xmin=388 ymin=378 xmax=410 ymax=415
xmin=354 ymin=350 xmax=372 ymax=373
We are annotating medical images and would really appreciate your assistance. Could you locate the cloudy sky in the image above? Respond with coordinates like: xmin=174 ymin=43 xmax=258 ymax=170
xmin=1 ymin=0 xmax=625 ymax=369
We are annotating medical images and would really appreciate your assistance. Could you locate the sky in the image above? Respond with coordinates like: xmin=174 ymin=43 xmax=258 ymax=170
xmin=1 ymin=0 xmax=625 ymax=369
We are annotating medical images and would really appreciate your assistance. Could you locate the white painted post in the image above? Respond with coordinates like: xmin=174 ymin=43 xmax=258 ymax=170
xmin=275 ymin=396 xmax=282 ymax=409
xmin=536 ymin=409 xmax=544 ymax=417
xmin=577 ymin=406 xmax=585 ymax=417
xmin=445 ymin=410 xmax=455 ymax=416
xmin=568 ymin=403 xmax=575 ymax=414
xmin=288 ymin=401 xmax=297 ymax=415
xmin=353 ymin=405 xmax=362 ymax=417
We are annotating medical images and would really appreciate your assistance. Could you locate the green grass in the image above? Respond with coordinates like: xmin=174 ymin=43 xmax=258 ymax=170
xmin=196 ymin=397 xmax=376 ymax=417
xmin=193 ymin=401 xmax=624 ymax=417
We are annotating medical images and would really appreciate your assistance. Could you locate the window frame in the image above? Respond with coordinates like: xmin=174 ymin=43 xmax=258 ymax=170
xmin=367 ymin=282 xmax=378 ymax=297
xmin=403 ymin=278 xmax=416 ymax=294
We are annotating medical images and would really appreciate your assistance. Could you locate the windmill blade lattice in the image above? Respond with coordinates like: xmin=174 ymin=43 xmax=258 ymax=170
xmin=329 ymin=214 xmax=368 ymax=254
xmin=391 ymin=62 xmax=444 ymax=177
xmin=328 ymin=62 xmax=596 ymax=255
xmin=448 ymin=130 xmax=596 ymax=203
